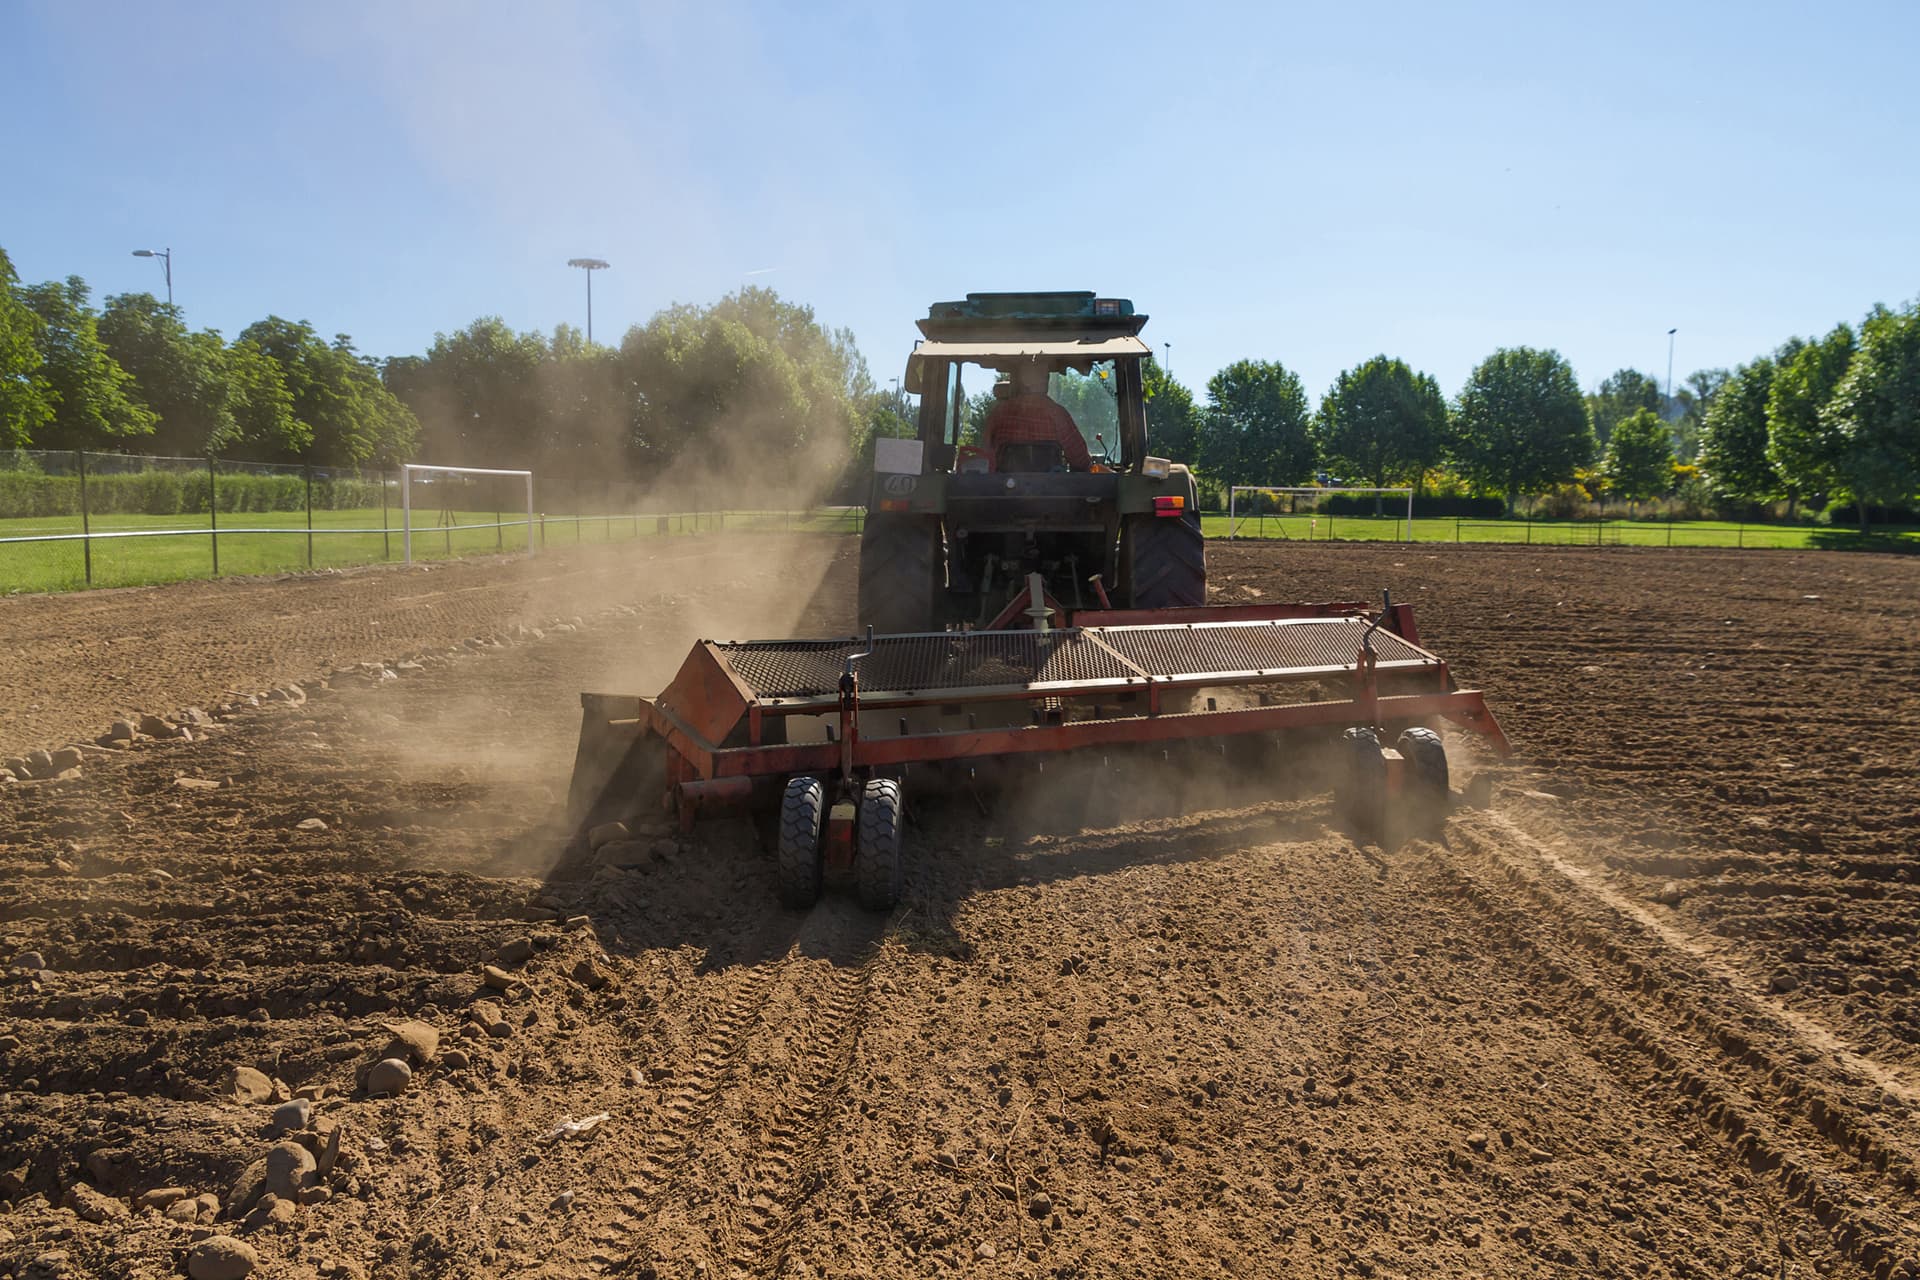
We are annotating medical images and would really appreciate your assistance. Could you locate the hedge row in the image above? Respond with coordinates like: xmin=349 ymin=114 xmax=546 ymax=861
xmin=0 ymin=470 xmax=389 ymax=519
xmin=1235 ymin=493 xmax=1509 ymax=519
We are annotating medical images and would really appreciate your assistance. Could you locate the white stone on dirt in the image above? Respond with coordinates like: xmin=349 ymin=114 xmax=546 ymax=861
xmin=481 ymin=964 xmax=517 ymax=991
xmin=224 ymin=1066 xmax=274 ymax=1104
xmin=105 ymin=720 xmax=135 ymax=742
xmin=24 ymin=749 xmax=53 ymax=775
xmin=269 ymin=1099 xmax=312 ymax=1134
xmin=296 ymin=817 xmax=328 ymax=832
xmin=138 ymin=713 xmax=178 ymax=739
xmin=365 ymin=1057 xmax=413 ymax=1094
xmin=137 ymin=1186 xmax=189 ymax=1210
xmin=263 ymin=1141 xmax=316 ymax=1198
xmin=48 ymin=747 xmax=83 ymax=772
xmin=187 ymin=1235 xmax=259 ymax=1280
xmin=175 ymin=776 xmax=222 ymax=790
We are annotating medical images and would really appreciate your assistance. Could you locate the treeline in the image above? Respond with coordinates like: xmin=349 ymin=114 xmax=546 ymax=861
xmin=1111 ymin=295 xmax=1920 ymax=529
xmin=5 ymin=240 xmax=1914 ymax=524
xmin=0 ymin=246 xmax=872 ymax=503
xmin=0 ymin=249 xmax=415 ymax=466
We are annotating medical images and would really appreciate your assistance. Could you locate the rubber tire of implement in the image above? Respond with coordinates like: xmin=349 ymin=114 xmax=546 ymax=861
xmin=854 ymin=778 xmax=905 ymax=912
xmin=1395 ymin=727 xmax=1450 ymax=835
xmin=858 ymin=515 xmax=943 ymax=634
xmin=776 ymin=776 xmax=825 ymax=909
xmin=1124 ymin=510 xmax=1206 ymax=609
xmin=1335 ymin=727 xmax=1387 ymax=839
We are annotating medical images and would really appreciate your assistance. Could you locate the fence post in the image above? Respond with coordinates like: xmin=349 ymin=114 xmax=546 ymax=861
xmin=1737 ymin=523 xmax=1744 ymax=549
xmin=382 ymin=471 xmax=391 ymax=561
xmin=208 ymin=455 xmax=219 ymax=576
xmin=1455 ymin=517 xmax=1461 ymax=544
xmin=77 ymin=450 xmax=92 ymax=586
xmin=1667 ymin=510 xmax=1673 ymax=548
xmin=305 ymin=466 xmax=314 ymax=568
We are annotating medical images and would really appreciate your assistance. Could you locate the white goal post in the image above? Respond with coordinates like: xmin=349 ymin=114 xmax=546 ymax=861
xmin=401 ymin=464 xmax=535 ymax=564
xmin=1227 ymin=486 xmax=1415 ymax=541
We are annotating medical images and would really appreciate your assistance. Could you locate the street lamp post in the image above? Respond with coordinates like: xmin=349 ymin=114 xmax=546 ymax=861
xmin=1666 ymin=328 xmax=1678 ymax=402
xmin=567 ymin=258 xmax=610 ymax=345
xmin=132 ymin=248 xmax=172 ymax=307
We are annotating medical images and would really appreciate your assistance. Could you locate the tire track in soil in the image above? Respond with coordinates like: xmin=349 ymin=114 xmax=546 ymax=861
xmin=1434 ymin=813 xmax=1920 ymax=1279
xmin=589 ymin=903 xmax=883 ymax=1278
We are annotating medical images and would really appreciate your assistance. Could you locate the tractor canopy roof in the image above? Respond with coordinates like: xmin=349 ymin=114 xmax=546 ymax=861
xmin=917 ymin=292 xmax=1148 ymax=339
xmin=908 ymin=292 xmax=1150 ymax=392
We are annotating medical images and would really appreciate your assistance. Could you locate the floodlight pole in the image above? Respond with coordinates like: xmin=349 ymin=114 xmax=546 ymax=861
xmin=567 ymin=258 xmax=610 ymax=344
xmin=132 ymin=247 xmax=172 ymax=307
xmin=1666 ymin=328 xmax=1677 ymax=401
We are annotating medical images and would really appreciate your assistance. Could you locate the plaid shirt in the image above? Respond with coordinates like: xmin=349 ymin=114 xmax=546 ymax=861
xmin=983 ymin=395 xmax=1092 ymax=471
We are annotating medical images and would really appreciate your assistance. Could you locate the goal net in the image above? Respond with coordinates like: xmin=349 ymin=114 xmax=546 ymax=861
xmin=1227 ymin=486 xmax=1414 ymax=541
xmin=401 ymin=464 xmax=535 ymax=564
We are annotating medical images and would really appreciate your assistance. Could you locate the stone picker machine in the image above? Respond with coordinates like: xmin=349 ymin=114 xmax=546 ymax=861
xmin=567 ymin=294 xmax=1510 ymax=910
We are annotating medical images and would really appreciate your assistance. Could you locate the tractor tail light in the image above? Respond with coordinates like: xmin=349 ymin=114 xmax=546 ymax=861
xmin=878 ymin=499 xmax=911 ymax=513
xmin=1153 ymin=495 xmax=1185 ymax=518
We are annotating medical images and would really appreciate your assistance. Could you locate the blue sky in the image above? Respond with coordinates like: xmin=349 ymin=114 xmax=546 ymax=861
xmin=4 ymin=0 xmax=1916 ymax=405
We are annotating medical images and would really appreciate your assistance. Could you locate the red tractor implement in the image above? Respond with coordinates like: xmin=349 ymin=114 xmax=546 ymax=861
xmin=568 ymin=581 xmax=1509 ymax=910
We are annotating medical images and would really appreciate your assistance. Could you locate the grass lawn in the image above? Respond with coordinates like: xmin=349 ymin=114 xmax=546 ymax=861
xmin=1199 ymin=513 xmax=1920 ymax=552
xmin=0 ymin=506 xmax=865 ymax=593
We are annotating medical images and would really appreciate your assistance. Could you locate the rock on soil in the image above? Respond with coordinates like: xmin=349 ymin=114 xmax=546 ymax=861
xmin=365 ymin=1057 xmax=413 ymax=1094
xmin=263 ymin=1141 xmax=315 ymax=1199
xmin=223 ymin=1066 xmax=273 ymax=1104
xmin=60 ymin=1182 xmax=128 ymax=1223
xmin=186 ymin=1235 xmax=259 ymax=1280
xmin=383 ymin=1019 xmax=440 ymax=1064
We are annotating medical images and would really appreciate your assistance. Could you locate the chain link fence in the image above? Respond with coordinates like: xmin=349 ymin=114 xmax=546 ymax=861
xmin=0 ymin=450 xmax=863 ymax=593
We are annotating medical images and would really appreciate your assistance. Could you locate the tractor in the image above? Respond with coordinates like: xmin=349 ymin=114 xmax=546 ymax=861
xmin=857 ymin=292 xmax=1204 ymax=633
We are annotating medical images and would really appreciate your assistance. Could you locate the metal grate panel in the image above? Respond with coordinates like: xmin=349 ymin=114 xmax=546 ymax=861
xmin=716 ymin=617 xmax=1437 ymax=701
xmin=717 ymin=632 xmax=1142 ymax=699
xmin=1096 ymin=617 xmax=1431 ymax=678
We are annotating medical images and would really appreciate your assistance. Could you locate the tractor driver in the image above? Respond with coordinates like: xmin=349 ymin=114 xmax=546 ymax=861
xmin=982 ymin=361 xmax=1092 ymax=472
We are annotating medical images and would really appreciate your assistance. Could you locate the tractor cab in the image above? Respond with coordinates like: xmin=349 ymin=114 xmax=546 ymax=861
xmin=859 ymin=293 xmax=1204 ymax=633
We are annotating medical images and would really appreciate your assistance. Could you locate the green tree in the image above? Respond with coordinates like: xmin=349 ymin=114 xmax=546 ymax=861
xmin=0 ymin=247 xmax=53 ymax=446
xmin=1826 ymin=300 xmax=1920 ymax=531
xmin=1696 ymin=358 xmax=1779 ymax=504
xmin=1586 ymin=368 xmax=1663 ymax=447
xmin=1766 ymin=324 xmax=1854 ymax=508
xmin=1673 ymin=368 xmax=1729 ymax=462
xmin=1312 ymin=355 xmax=1446 ymax=507
xmin=18 ymin=275 xmax=156 ymax=448
xmin=224 ymin=339 xmax=299 ymax=456
xmin=1141 ymin=357 xmax=1200 ymax=464
xmin=1198 ymin=359 xmax=1315 ymax=492
xmin=1602 ymin=407 xmax=1674 ymax=503
xmin=98 ymin=292 xmax=237 ymax=454
xmin=239 ymin=318 xmax=417 ymax=465
xmin=618 ymin=287 xmax=866 ymax=499
xmin=1447 ymin=347 xmax=1595 ymax=512
xmin=386 ymin=317 xmax=549 ymax=466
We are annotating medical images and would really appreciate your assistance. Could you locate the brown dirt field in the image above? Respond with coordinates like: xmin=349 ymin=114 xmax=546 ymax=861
xmin=0 ymin=539 xmax=1916 ymax=1280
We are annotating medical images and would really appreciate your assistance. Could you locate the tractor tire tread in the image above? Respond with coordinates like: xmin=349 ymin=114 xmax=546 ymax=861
xmin=858 ymin=516 xmax=943 ymax=634
xmin=854 ymin=778 xmax=905 ymax=912
xmin=776 ymin=776 xmax=825 ymax=909
xmin=1125 ymin=510 xmax=1206 ymax=609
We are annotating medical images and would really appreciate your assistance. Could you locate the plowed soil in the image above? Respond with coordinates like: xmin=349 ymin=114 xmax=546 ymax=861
xmin=0 ymin=539 xmax=1916 ymax=1280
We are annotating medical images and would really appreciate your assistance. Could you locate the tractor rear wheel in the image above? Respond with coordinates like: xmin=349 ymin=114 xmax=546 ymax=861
xmin=854 ymin=778 xmax=905 ymax=911
xmin=1395 ymin=727 xmax=1450 ymax=835
xmin=775 ymin=776 xmax=825 ymax=909
xmin=1335 ymin=726 xmax=1386 ymax=839
xmin=1123 ymin=510 xmax=1206 ymax=609
xmin=858 ymin=516 xmax=944 ymax=634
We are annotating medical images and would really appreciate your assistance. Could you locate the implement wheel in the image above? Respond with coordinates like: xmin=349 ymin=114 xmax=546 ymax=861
xmin=858 ymin=515 xmax=944 ymax=634
xmin=1335 ymin=727 xmax=1386 ymax=839
xmin=776 ymin=776 xmax=825 ymax=909
xmin=854 ymin=778 xmax=905 ymax=912
xmin=1395 ymin=727 xmax=1450 ymax=835
xmin=1123 ymin=510 xmax=1206 ymax=609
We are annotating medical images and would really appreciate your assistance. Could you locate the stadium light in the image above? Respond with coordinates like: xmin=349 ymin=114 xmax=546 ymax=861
xmin=132 ymin=247 xmax=172 ymax=307
xmin=1666 ymin=328 xmax=1678 ymax=402
xmin=567 ymin=258 xmax=610 ymax=345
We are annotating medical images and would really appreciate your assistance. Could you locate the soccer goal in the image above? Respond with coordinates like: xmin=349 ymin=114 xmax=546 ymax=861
xmin=1227 ymin=486 xmax=1415 ymax=542
xmin=401 ymin=464 xmax=535 ymax=564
